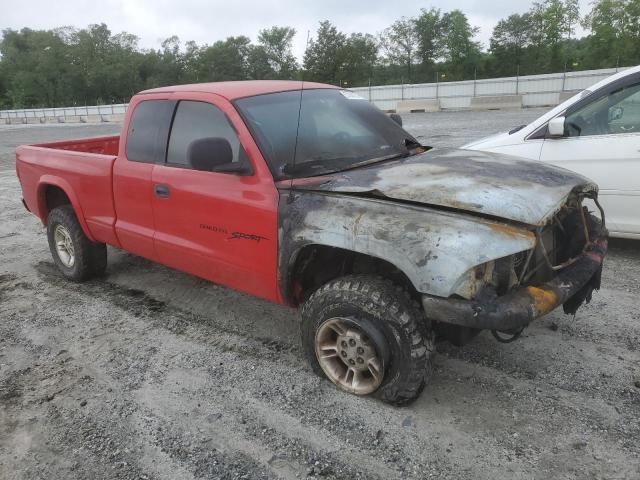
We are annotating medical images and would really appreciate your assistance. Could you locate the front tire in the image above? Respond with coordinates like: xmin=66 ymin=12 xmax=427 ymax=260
xmin=46 ymin=205 xmax=107 ymax=282
xmin=301 ymin=275 xmax=434 ymax=405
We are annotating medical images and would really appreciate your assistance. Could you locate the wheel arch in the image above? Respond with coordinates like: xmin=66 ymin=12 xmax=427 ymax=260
xmin=286 ymin=243 xmax=419 ymax=306
xmin=36 ymin=177 xmax=96 ymax=242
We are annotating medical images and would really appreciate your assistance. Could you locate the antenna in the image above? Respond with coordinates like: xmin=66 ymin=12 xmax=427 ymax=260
xmin=290 ymin=29 xmax=311 ymax=191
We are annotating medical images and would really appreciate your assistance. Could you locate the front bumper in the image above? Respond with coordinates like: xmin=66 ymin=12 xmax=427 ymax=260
xmin=422 ymin=221 xmax=608 ymax=331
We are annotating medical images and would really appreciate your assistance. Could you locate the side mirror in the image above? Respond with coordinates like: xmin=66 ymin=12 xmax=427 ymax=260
xmin=548 ymin=116 xmax=566 ymax=137
xmin=188 ymin=137 xmax=233 ymax=172
xmin=389 ymin=113 xmax=403 ymax=127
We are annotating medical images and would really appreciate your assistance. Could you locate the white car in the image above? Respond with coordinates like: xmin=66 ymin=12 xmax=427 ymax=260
xmin=463 ymin=65 xmax=640 ymax=239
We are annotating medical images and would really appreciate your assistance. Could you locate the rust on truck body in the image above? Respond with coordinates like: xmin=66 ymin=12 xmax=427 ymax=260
xmin=277 ymin=188 xmax=538 ymax=303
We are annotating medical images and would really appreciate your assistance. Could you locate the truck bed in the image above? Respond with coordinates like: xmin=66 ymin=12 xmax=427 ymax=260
xmin=33 ymin=135 xmax=120 ymax=155
xmin=16 ymin=135 xmax=121 ymax=246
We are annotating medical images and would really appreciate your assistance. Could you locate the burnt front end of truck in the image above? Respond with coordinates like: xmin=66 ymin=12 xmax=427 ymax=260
xmin=423 ymin=192 xmax=608 ymax=342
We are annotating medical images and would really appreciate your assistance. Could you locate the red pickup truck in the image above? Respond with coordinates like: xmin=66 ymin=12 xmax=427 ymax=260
xmin=16 ymin=81 xmax=607 ymax=404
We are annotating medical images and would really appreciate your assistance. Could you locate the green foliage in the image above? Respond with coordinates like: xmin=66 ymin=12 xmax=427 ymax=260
xmin=302 ymin=21 xmax=378 ymax=87
xmin=414 ymin=8 xmax=445 ymax=68
xmin=1 ymin=1 xmax=640 ymax=109
xmin=489 ymin=13 xmax=535 ymax=76
xmin=528 ymin=0 xmax=581 ymax=70
xmin=197 ymin=36 xmax=252 ymax=82
xmin=439 ymin=10 xmax=482 ymax=79
xmin=340 ymin=33 xmax=378 ymax=87
xmin=583 ymin=0 xmax=640 ymax=68
xmin=303 ymin=20 xmax=348 ymax=84
xmin=379 ymin=17 xmax=420 ymax=81
xmin=257 ymin=26 xmax=298 ymax=79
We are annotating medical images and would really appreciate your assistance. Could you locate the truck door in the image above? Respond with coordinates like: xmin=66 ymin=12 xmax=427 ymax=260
xmin=150 ymin=95 xmax=280 ymax=302
xmin=113 ymin=98 xmax=175 ymax=260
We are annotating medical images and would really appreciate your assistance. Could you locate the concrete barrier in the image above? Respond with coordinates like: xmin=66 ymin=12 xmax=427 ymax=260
xmin=396 ymin=99 xmax=441 ymax=113
xmin=100 ymin=113 xmax=125 ymax=123
xmin=470 ymin=94 xmax=523 ymax=111
xmin=79 ymin=115 xmax=105 ymax=123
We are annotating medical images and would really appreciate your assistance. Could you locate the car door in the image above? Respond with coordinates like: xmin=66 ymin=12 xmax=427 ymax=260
xmin=150 ymin=93 xmax=280 ymax=302
xmin=539 ymin=75 xmax=640 ymax=237
xmin=113 ymin=97 xmax=175 ymax=260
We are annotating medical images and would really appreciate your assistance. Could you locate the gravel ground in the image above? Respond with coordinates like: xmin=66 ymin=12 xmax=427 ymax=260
xmin=1 ymin=110 xmax=639 ymax=480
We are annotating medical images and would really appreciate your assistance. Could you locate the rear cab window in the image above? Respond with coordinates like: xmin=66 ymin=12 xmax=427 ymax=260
xmin=125 ymin=100 xmax=176 ymax=163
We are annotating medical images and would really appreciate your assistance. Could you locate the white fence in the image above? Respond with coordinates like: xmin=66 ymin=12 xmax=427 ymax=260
xmin=0 ymin=103 xmax=128 ymax=122
xmin=0 ymin=66 xmax=630 ymax=121
xmin=350 ymin=67 xmax=628 ymax=111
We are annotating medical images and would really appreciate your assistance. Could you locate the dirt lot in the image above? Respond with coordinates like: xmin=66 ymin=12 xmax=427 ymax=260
xmin=1 ymin=111 xmax=639 ymax=480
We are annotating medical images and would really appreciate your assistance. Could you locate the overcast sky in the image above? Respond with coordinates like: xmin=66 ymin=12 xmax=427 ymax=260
xmin=2 ymin=0 xmax=592 ymax=59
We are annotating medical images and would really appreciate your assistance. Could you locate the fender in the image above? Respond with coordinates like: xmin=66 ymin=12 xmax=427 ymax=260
xmin=36 ymin=175 xmax=97 ymax=242
xmin=278 ymin=190 xmax=536 ymax=302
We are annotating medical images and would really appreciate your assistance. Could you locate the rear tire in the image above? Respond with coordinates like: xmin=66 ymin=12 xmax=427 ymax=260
xmin=46 ymin=205 xmax=107 ymax=282
xmin=301 ymin=275 xmax=434 ymax=406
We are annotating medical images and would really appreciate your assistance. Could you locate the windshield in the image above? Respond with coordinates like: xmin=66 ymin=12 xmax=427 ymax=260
xmin=234 ymin=89 xmax=419 ymax=179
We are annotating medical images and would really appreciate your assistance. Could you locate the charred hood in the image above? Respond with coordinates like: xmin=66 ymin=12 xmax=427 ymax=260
xmin=287 ymin=148 xmax=598 ymax=226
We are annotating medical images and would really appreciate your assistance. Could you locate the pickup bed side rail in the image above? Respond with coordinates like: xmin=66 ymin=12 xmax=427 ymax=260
xmin=16 ymin=144 xmax=119 ymax=246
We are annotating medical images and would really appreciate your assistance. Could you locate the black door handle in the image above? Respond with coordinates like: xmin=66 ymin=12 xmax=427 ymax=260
xmin=154 ymin=184 xmax=170 ymax=198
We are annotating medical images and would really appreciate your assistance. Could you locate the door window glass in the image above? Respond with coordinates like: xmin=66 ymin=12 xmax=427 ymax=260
xmin=565 ymin=81 xmax=640 ymax=137
xmin=167 ymin=101 xmax=241 ymax=169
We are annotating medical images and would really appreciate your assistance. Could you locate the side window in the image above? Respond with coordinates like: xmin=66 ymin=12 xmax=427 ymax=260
xmin=608 ymin=84 xmax=640 ymax=134
xmin=167 ymin=101 xmax=243 ymax=170
xmin=125 ymin=100 xmax=175 ymax=163
xmin=565 ymin=81 xmax=640 ymax=137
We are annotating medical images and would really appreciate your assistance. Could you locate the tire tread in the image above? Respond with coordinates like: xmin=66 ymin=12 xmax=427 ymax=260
xmin=47 ymin=205 xmax=107 ymax=282
xmin=301 ymin=274 xmax=435 ymax=406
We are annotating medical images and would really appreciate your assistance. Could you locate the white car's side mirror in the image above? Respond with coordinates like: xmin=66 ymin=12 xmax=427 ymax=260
xmin=548 ymin=116 xmax=566 ymax=137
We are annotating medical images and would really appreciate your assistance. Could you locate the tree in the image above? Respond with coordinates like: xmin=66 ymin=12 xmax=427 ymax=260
xmin=145 ymin=36 xmax=186 ymax=87
xmin=414 ymin=8 xmax=445 ymax=68
xmin=303 ymin=21 xmax=347 ymax=84
xmin=380 ymin=17 xmax=419 ymax=81
xmin=490 ymin=13 xmax=534 ymax=75
xmin=531 ymin=0 xmax=581 ymax=70
xmin=0 ymin=27 xmax=77 ymax=107
xmin=303 ymin=23 xmax=377 ymax=87
xmin=196 ymin=36 xmax=251 ymax=81
xmin=623 ymin=0 xmax=640 ymax=63
xmin=0 ymin=61 xmax=6 ymax=108
xmin=256 ymin=26 xmax=297 ymax=79
xmin=440 ymin=10 xmax=481 ymax=79
xmin=182 ymin=40 xmax=203 ymax=82
xmin=340 ymin=33 xmax=378 ymax=86
xmin=583 ymin=0 xmax=640 ymax=68
xmin=246 ymin=45 xmax=273 ymax=80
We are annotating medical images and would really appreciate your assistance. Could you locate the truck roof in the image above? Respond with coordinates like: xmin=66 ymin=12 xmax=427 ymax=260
xmin=138 ymin=80 xmax=337 ymax=100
